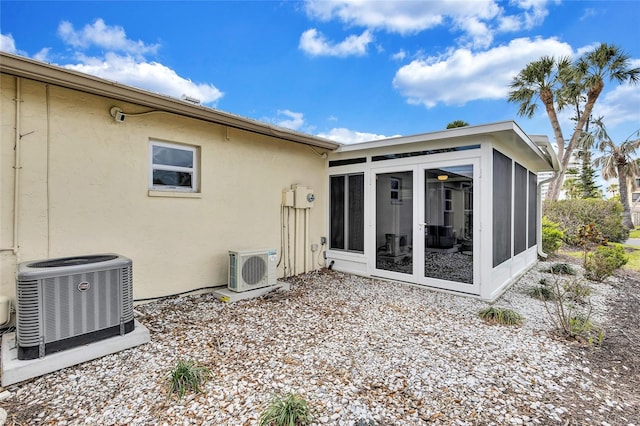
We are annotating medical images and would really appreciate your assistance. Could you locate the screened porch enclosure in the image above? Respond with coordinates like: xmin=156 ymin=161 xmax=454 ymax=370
xmin=325 ymin=122 xmax=557 ymax=301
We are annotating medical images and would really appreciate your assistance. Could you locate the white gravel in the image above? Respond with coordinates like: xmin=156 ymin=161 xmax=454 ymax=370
xmin=1 ymin=259 xmax=635 ymax=425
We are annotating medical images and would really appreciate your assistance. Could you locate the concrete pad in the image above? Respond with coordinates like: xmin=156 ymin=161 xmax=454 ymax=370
xmin=1 ymin=320 xmax=150 ymax=387
xmin=211 ymin=281 xmax=290 ymax=303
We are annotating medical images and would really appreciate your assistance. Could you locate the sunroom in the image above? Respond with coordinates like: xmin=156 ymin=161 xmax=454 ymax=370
xmin=325 ymin=121 xmax=559 ymax=301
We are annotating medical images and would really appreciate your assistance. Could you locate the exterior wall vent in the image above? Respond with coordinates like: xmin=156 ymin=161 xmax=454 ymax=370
xmin=228 ymin=249 xmax=277 ymax=292
xmin=16 ymin=254 xmax=134 ymax=360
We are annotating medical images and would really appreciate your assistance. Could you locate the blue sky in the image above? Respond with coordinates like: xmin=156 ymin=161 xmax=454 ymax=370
xmin=1 ymin=0 xmax=639 ymax=147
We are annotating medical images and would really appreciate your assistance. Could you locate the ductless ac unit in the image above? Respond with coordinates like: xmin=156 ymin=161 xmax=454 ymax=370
xmin=16 ymin=254 xmax=134 ymax=360
xmin=228 ymin=249 xmax=277 ymax=292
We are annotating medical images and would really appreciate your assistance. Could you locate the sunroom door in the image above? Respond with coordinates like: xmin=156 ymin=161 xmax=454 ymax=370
xmin=417 ymin=161 xmax=479 ymax=294
xmin=372 ymin=167 xmax=417 ymax=282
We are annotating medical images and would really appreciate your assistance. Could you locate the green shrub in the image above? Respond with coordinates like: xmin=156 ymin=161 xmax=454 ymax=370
xmin=168 ymin=359 xmax=211 ymax=399
xmin=543 ymin=199 xmax=629 ymax=245
xmin=258 ymin=393 xmax=312 ymax=426
xmin=542 ymin=217 xmax=564 ymax=255
xmin=479 ymin=306 xmax=523 ymax=326
xmin=584 ymin=244 xmax=629 ymax=282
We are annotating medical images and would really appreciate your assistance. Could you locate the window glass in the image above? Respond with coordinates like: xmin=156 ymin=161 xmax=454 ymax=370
xmin=150 ymin=141 xmax=198 ymax=192
xmin=493 ymin=149 xmax=512 ymax=267
xmin=528 ymin=171 xmax=537 ymax=248
xmin=514 ymin=163 xmax=527 ymax=255
xmin=152 ymin=145 xmax=193 ymax=167
xmin=330 ymin=173 xmax=364 ymax=252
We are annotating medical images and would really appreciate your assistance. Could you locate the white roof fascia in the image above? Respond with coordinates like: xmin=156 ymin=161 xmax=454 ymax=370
xmin=335 ymin=120 xmax=558 ymax=172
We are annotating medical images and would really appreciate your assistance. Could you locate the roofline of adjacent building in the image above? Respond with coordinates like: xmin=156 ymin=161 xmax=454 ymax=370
xmin=0 ymin=52 xmax=340 ymax=151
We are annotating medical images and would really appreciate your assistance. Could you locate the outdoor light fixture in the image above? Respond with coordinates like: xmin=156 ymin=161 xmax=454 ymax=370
xmin=437 ymin=175 xmax=448 ymax=181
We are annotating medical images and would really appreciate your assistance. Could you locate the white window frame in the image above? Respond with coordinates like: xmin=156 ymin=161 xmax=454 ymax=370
xmin=149 ymin=141 xmax=198 ymax=192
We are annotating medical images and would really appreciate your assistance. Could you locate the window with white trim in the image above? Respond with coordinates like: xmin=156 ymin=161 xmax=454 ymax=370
xmin=149 ymin=141 xmax=198 ymax=192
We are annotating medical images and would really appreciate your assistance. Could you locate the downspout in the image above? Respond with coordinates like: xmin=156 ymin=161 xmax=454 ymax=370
xmin=0 ymin=77 xmax=22 ymax=254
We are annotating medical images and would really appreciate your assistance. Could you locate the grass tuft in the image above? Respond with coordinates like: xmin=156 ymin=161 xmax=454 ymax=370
xmin=479 ymin=306 xmax=523 ymax=326
xmin=258 ymin=393 xmax=312 ymax=426
xmin=168 ymin=359 xmax=211 ymax=399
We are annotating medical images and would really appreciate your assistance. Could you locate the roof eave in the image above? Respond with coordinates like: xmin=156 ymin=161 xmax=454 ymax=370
xmin=0 ymin=52 xmax=340 ymax=151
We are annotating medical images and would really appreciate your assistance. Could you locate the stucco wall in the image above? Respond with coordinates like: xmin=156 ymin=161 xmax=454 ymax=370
xmin=0 ymin=75 xmax=328 ymax=301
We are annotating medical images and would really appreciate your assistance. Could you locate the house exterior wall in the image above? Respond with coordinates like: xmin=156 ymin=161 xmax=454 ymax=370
xmin=0 ymin=75 xmax=328 ymax=302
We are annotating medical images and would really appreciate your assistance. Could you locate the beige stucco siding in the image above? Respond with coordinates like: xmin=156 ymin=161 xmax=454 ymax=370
xmin=1 ymin=75 xmax=328 ymax=301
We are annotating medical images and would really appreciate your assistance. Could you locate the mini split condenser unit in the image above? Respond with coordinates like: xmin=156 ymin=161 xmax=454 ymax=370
xmin=16 ymin=254 xmax=134 ymax=360
xmin=228 ymin=249 xmax=277 ymax=292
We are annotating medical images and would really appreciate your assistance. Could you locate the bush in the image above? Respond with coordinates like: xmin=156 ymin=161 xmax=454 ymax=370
xmin=258 ymin=393 xmax=312 ymax=426
xmin=584 ymin=244 xmax=629 ymax=282
xmin=543 ymin=199 xmax=629 ymax=245
xmin=541 ymin=276 xmax=604 ymax=345
xmin=541 ymin=217 xmax=564 ymax=255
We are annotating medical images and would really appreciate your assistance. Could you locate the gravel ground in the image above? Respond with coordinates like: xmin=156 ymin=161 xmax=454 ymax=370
xmin=1 ymin=258 xmax=638 ymax=425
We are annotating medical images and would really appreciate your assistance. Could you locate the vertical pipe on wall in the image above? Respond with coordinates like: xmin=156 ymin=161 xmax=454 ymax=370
xmin=46 ymin=84 xmax=51 ymax=257
xmin=304 ymin=208 xmax=309 ymax=274
xmin=11 ymin=77 xmax=22 ymax=255
xmin=294 ymin=208 xmax=299 ymax=275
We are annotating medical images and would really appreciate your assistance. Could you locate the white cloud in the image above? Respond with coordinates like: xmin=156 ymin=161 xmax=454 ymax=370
xmin=57 ymin=19 xmax=159 ymax=56
xmin=299 ymin=28 xmax=373 ymax=57
xmin=303 ymin=0 xmax=553 ymax=50
xmin=0 ymin=33 xmax=17 ymax=53
xmin=591 ymin=84 xmax=640 ymax=128
xmin=392 ymin=37 xmax=574 ymax=108
xmin=317 ymin=127 xmax=400 ymax=144
xmin=65 ymin=53 xmax=223 ymax=104
xmin=24 ymin=19 xmax=225 ymax=105
xmin=391 ymin=49 xmax=407 ymax=61
xmin=275 ymin=109 xmax=305 ymax=130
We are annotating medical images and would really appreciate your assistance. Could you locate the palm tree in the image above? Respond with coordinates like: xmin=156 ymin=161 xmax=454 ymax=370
xmin=591 ymin=118 xmax=640 ymax=229
xmin=508 ymin=56 xmax=573 ymax=199
xmin=508 ymin=44 xmax=640 ymax=200
xmin=559 ymin=44 xmax=640 ymax=199
xmin=446 ymin=120 xmax=469 ymax=129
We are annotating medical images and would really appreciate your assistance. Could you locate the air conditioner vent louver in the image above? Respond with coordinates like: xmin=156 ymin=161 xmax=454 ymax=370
xmin=15 ymin=254 xmax=135 ymax=360
xmin=228 ymin=249 xmax=277 ymax=292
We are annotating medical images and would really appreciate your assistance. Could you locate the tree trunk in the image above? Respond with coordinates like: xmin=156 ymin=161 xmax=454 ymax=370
xmin=618 ymin=163 xmax=635 ymax=229
xmin=550 ymin=81 xmax=604 ymax=201
xmin=541 ymin=88 xmax=566 ymax=200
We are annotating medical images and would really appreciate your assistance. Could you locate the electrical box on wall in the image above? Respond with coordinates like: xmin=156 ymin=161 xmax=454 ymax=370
xmin=282 ymin=189 xmax=294 ymax=207
xmin=292 ymin=184 xmax=315 ymax=209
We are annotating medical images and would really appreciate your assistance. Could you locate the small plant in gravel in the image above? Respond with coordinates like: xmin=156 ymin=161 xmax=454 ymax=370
xmin=168 ymin=359 xmax=211 ymax=399
xmin=354 ymin=419 xmax=377 ymax=426
xmin=544 ymin=262 xmax=576 ymax=275
xmin=528 ymin=283 xmax=554 ymax=301
xmin=258 ymin=393 xmax=312 ymax=426
xmin=479 ymin=306 xmax=523 ymax=326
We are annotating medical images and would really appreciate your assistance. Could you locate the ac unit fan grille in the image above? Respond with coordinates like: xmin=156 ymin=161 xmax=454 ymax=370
xmin=242 ymin=256 xmax=267 ymax=285
xmin=28 ymin=254 xmax=118 ymax=268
